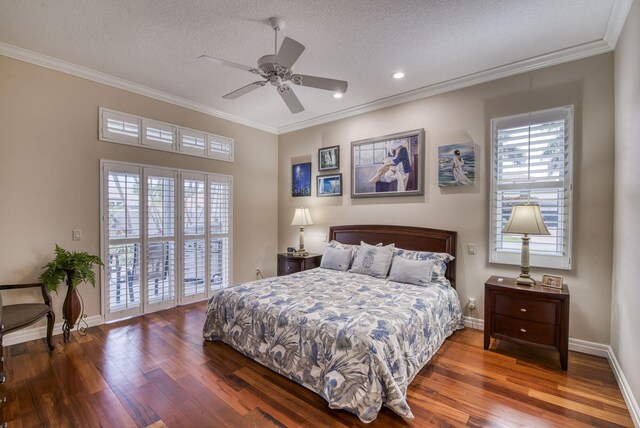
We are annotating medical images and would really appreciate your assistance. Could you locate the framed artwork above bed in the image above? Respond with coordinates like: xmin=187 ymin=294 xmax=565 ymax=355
xmin=351 ymin=129 xmax=424 ymax=198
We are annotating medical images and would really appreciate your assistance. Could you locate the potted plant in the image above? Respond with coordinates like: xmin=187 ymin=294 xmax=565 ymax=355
xmin=40 ymin=245 xmax=103 ymax=341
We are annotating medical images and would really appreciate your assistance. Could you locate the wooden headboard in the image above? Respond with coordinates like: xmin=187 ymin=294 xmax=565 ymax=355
xmin=329 ymin=224 xmax=457 ymax=288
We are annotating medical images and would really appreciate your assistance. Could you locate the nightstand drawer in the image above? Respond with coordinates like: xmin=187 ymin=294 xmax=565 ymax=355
xmin=494 ymin=293 xmax=557 ymax=324
xmin=493 ymin=314 xmax=556 ymax=346
xmin=284 ymin=260 xmax=302 ymax=274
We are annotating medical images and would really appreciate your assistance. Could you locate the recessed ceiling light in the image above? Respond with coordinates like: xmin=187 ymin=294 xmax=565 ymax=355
xmin=333 ymin=93 xmax=343 ymax=99
xmin=392 ymin=72 xmax=405 ymax=79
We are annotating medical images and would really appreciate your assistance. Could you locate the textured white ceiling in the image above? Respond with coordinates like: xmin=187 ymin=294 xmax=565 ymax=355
xmin=0 ymin=0 xmax=621 ymax=132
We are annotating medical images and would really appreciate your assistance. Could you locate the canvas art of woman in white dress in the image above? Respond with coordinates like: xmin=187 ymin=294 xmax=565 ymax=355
xmin=452 ymin=149 xmax=472 ymax=185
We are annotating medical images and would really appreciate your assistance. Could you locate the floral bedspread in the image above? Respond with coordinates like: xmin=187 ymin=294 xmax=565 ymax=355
xmin=203 ymin=268 xmax=464 ymax=423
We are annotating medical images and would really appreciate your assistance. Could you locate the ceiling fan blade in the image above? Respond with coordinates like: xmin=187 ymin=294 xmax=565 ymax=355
xmin=223 ymin=81 xmax=266 ymax=100
xmin=275 ymin=37 xmax=305 ymax=69
xmin=198 ymin=55 xmax=258 ymax=73
xmin=291 ymin=74 xmax=348 ymax=93
xmin=277 ymin=84 xmax=304 ymax=114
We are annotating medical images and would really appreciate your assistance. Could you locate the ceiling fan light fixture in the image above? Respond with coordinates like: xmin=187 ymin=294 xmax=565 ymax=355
xmin=333 ymin=93 xmax=343 ymax=99
xmin=392 ymin=72 xmax=405 ymax=79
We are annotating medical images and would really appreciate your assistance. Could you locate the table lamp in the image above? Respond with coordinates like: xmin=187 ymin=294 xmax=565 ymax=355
xmin=502 ymin=203 xmax=550 ymax=285
xmin=291 ymin=207 xmax=313 ymax=256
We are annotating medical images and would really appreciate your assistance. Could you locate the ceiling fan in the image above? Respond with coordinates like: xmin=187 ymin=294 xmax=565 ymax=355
xmin=199 ymin=17 xmax=348 ymax=114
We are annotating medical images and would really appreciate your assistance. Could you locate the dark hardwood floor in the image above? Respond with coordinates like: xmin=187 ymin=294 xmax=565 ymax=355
xmin=0 ymin=301 xmax=633 ymax=427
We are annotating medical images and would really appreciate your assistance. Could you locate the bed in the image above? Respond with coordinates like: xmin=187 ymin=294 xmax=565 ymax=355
xmin=203 ymin=225 xmax=464 ymax=423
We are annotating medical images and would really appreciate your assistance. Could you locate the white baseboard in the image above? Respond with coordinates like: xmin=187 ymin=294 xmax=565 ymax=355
xmin=607 ymin=347 xmax=640 ymax=428
xmin=463 ymin=315 xmax=639 ymax=427
xmin=463 ymin=316 xmax=609 ymax=357
xmin=2 ymin=315 xmax=104 ymax=346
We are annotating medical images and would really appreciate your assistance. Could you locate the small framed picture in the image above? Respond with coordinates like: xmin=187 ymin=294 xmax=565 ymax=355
xmin=317 ymin=173 xmax=342 ymax=197
xmin=292 ymin=162 xmax=312 ymax=197
xmin=542 ymin=274 xmax=563 ymax=289
xmin=318 ymin=145 xmax=340 ymax=171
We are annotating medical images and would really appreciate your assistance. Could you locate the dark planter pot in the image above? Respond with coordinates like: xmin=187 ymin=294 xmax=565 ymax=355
xmin=62 ymin=279 xmax=81 ymax=342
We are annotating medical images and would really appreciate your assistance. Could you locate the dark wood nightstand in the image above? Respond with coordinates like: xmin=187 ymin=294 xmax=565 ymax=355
xmin=484 ymin=275 xmax=570 ymax=370
xmin=277 ymin=253 xmax=322 ymax=276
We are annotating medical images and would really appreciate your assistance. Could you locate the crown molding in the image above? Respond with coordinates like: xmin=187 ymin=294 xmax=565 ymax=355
xmin=603 ymin=0 xmax=634 ymax=48
xmin=1 ymin=0 xmax=632 ymax=137
xmin=278 ymin=39 xmax=613 ymax=134
xmin=0 ymin=42 xmax=278 ymax=135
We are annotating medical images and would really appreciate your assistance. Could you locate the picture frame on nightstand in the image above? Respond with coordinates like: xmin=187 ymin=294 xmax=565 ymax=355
xmin=542 ymin=274 xmax=563 ymax=289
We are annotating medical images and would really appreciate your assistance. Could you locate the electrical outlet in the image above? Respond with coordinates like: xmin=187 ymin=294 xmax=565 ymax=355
xmin=468 ymin=298 xmax=476 ymax=311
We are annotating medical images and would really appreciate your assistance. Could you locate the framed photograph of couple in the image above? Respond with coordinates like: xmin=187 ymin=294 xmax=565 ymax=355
xmin=351 ymin=129 xmax=424 ymax=198
xmin=317 ymin=173 xmax=342 ymax=197
xmin=318 ymin=145 xmax=340 ymax=171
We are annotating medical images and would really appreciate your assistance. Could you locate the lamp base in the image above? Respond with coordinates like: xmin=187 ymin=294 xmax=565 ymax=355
xmin=293 ymin=250 xmax=309 ymax=257
xmin=515 ymin=274 xmax=536 ymax=286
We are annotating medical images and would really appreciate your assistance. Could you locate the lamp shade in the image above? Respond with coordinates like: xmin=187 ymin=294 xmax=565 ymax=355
xmin=502 ymin=203 xmax=550 ymax=235
xmin=291 ymin=208 xmax=313 ymax=226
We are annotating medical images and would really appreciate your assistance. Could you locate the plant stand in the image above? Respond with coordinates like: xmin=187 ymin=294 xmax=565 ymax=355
xmin=62 ymin=281 xmax=81 ymax=342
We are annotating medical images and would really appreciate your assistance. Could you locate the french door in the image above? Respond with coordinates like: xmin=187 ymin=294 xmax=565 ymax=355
xmin=101 ymin=161 xmax=231 ymax=321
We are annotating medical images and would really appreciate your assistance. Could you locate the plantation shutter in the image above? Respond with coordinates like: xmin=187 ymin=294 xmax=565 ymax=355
xmin=182 ymin=173 xmax=207 ymax=301
xmin=105 ymin=165 xmax=142 ymax=319
xmin=103 ymin=162 xmax=232 ymax=320
xmin=209 ymin=175 xmax=231 ymax=290
xmin=490 ymin=106 xmax=573 ymax=269
xmin=146 ymin=169 xmax=177 ymax=310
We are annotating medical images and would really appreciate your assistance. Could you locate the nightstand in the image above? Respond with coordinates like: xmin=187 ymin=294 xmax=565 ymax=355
xmin=484 ymin=276 xmax=570 ymax=370
xmin=277 ymin=253 xmax=322 ymax=276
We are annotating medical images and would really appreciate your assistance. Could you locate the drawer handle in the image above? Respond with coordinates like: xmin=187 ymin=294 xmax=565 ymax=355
xmin=520 ymin=308 xmax=527 ymax=312
xmin=520 ymin=328 xmax=527 ymax=333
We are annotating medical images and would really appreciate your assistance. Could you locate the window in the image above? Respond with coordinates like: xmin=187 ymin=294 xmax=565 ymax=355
xmin=490 ymin=106 xmax=573 ymax=269
xmin=143 ymin=119 xmax=174 ymax=149
xmin=99 ymin=108 xmax=234 ymax=162
xmin=102 ymin=161 xmax=232 ymax=321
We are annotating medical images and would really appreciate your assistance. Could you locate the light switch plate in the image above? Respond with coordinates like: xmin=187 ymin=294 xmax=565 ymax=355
xmin=468 ymin=244 xmax=477 ymax=254
xmin=72 ymin=229 xmax=82 ymax=241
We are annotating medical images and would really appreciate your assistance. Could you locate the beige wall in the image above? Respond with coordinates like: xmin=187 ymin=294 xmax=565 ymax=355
xmin=0 ymin=56 xmax=279 ymax=327
xmin=612 ymin=0 xmax=640 ymax=411
xmin=278 ymin=53 xmax=615 ymax=344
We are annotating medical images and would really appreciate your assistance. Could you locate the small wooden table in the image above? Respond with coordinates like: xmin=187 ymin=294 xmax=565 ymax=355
xmin=484 ymin=275 xmax=570 ymax=370
xmin=277 ymin=253 xmax=322 ymax=276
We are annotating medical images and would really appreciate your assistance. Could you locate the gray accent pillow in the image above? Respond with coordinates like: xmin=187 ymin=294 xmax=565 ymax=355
xmin=320 ymin=246 xmax=353 ymax=271
xmin=388 ymin=256 xmax=434 ymax=286
xmin=349 ymin=241 xmax=394 ymax=278
xmin=327 ymin=240 xmax=358 ymax=266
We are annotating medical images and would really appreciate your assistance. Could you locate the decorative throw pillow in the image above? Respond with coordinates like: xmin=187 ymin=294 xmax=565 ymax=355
xmin=327 ymin=240 xmax=358 ymax=262
xmin=393 ymin=248 xmax=454 ymax=282
xmin=320 ymin=246 xmax=353 ymax=271
xmin=349 ymin=241 xmax=395 ymax=278
xmin=388 ymin=256 xmax=434 ymax=286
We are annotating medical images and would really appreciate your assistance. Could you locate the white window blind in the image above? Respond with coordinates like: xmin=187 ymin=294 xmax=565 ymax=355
xmin=183 ymin=175 xmax=207 ymax=298
xmin=99 ymin=108 xmax=234 ymax=162
xmin=146 ymin=170 xmax=177 ymax=308
xmin=144 ymin=120 xmax=174 ymax=149
xmin=101 ymin=110 xmax=140 ymax=144
xmin=210 ymin=176 xmax=231 ymax=289
xmin=208 ymin=134 xmax=234 ymax=161
xmin=490 ymin=106 xmax=573 ymax=269
xmin=102 ymin=161 xmax=232 ymax=321
xmin=106 ymin=167 xmax=141 ymax=318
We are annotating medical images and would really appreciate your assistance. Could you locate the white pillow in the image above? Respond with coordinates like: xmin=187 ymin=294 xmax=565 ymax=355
xmin=388 ymin=256 xmax=434 ymax=286
xmin=349 ymin=241 xmax=395 ymax=278
xmin=320 ymin=246 xmax=352 ymax=271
